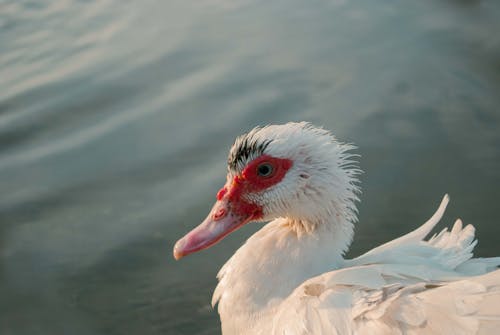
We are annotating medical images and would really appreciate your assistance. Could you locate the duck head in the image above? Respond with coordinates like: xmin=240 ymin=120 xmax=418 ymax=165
xmin=173 ymin=122 xmax=360 ymax=260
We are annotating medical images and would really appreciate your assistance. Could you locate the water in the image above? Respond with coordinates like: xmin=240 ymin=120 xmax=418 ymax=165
xmin=1 ymin=0 xmax=499 ymax=334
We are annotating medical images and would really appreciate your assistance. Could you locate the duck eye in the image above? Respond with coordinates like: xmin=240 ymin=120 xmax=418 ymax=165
xmin=257 ymin=163 xmax=274 ymax=177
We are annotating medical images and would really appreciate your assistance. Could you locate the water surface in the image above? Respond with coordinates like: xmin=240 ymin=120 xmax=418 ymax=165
xmin=1 ymin=0 xmax=500 ymax=334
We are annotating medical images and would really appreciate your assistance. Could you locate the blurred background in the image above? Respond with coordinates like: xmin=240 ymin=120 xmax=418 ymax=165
xmin=1 ymin=0 xmax=499 ymax=334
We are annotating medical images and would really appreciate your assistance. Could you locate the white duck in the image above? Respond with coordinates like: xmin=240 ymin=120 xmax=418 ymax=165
xmin=174 ymin=122 xmax=500 ymax=335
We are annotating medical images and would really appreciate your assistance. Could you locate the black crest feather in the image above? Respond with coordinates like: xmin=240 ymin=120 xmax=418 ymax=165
xmin=228 ymin=131 xmax=271 ymax=171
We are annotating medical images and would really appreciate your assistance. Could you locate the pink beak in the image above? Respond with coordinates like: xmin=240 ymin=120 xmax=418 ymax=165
xmin=173 ymin=197 xmax=261 ymax=260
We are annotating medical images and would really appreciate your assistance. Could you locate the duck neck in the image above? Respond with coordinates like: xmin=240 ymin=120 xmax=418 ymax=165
xmin=213 ymin=215 xmax=353 ymax=316
xmin=283 ymin=210 xmax=355 ymax=257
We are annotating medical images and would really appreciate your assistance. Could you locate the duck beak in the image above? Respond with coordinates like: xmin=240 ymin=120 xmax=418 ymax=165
xmin=173 ymin=197 xmax=261 ymax=260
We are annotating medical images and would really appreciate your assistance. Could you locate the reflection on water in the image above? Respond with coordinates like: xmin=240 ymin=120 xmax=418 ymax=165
xmin=1 ymin=0 xmax=499 ymax=334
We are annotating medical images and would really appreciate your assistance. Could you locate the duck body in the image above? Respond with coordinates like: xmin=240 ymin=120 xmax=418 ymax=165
xmin=174 ymin=122 xmax=500 ymax=335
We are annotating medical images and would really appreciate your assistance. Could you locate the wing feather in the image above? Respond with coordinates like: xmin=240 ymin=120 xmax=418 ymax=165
xmin=271 ymin=268 xmax=500 ymax=335
xmin=360 ymin=194 xmax=449 ymax=258
xmin=349 ymin=196 xmax=500 ymax=276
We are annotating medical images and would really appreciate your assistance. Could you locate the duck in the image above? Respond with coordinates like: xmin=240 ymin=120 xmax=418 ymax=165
xmin=173 ymin=122 xmax=500 ymax=335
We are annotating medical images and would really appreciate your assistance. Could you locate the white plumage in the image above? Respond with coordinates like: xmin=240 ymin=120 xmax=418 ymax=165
xmin=174 ymin=122 xmax=500 ymax=335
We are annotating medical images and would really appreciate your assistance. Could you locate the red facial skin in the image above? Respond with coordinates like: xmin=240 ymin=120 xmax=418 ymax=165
xmin=173 ymin=155 xmax=293 ymax=260
xmin=216 ymin=155 xmax=294 ymax=217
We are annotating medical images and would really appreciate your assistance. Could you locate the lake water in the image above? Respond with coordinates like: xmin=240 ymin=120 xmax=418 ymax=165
xmin=1 ymin=0 xmax=499 ymax=334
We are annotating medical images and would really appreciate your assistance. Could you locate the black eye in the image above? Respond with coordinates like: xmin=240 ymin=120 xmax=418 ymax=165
xmin=257 ymin=163 xmax=274 ymax=177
